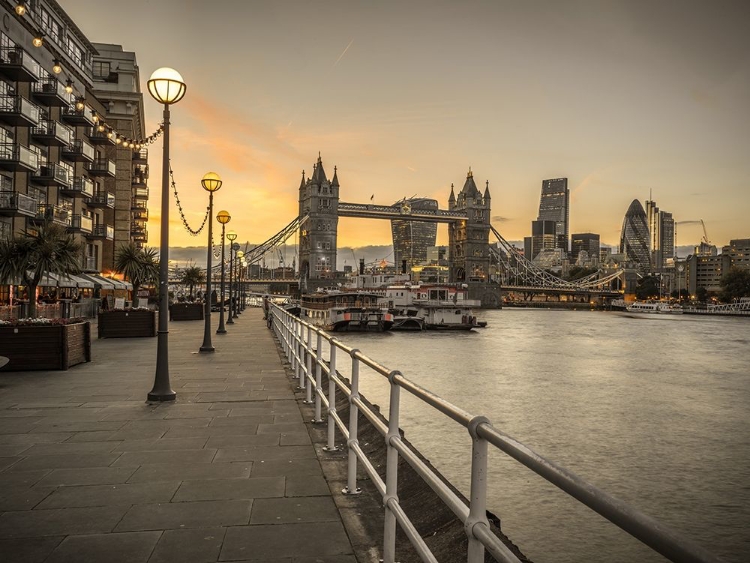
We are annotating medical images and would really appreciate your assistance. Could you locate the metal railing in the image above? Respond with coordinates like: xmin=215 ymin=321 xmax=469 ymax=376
xmin=269 ymin=304 xmax=722 ymax=563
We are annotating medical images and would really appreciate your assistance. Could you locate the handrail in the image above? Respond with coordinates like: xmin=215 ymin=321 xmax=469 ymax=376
xmin=269 ymin=303 xmax=723 ymax=563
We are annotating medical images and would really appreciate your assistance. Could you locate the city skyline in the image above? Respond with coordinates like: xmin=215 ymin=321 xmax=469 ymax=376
xmin=63 ymin=0 xmax=750 ymax=251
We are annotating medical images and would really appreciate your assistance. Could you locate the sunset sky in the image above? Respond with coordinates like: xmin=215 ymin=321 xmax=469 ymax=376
xmin=64 ymin=0 xmax=749 ymax=254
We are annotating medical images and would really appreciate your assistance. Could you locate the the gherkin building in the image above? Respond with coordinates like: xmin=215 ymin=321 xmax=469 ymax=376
xmin=620 ymin=199 xmax=651 ymax=270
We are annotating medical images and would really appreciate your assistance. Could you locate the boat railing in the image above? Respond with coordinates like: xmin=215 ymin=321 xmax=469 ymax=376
xmin=269 ymin=303 xmax=722 ymax=563
xmin=412 ymin=298 xmax=482 ymax=307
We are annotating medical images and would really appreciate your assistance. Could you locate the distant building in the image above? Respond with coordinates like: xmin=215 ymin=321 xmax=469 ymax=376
xmin=722 ymin=238 xmax=750 ymax=270
xmin=524 ymin=219 xmax=556 ymax=261
xmin=694 ymin=242 xmax=718 ymax=256
xmin=686 ymin=254 xmax=731 ymax=295
xmin=537 ymin=178 xmax=569 ymax=253
xmin=645 ymin=199 xmax=674 ymax=271
xmin=390 ymin=197 xmax=438 ymax=271
xmin=620 ymin=199 xmax=651 ymax=270
xmin=571 ymin=233 xmax=600 ymax=264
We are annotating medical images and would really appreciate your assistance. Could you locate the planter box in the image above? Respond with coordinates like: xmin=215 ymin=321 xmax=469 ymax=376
xmin=169 ymin=303 xmax=204 ymax=321
xmin=0 ymin=322 xmax=91 ymax=371
xmin=98 ymin=310 xmax=156 ymax=339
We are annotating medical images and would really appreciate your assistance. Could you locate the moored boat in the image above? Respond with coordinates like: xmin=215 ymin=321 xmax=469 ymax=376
xmin=380 ymin=283 xmax=484 ymax=330
xmin=300 ymin=291 xmax=394 ymax=332
xmin=625 ymin=302 xmax=684 ymax=315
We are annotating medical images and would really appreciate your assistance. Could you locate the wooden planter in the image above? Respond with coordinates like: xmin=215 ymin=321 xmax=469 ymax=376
xmin=0 ymin=322 xmax=91 ymax=371
xmin=169 ymin=303 xmax=204 ymax=321
xmin=98 ymin=310 xmax=157 ymax=339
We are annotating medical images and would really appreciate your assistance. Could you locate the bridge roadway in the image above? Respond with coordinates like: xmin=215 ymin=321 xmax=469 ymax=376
xmin=0 ymin=309 xmax=380 ymax=562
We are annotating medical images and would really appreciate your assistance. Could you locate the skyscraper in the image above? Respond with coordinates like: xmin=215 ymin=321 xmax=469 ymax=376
xmin=645 ymin=199 xmax=675 ymax=271
xmin=390 ymin=197 xmax=438 ymax=271
xmin=620 ymin=200 xmax=651 ymax=269
xmin=524 ymin=219 xmax=556 ymax=261
xmin=571 ymin=233 xmax=600 ymax=263
xmin=537 ymin=178 xmax=569 ymax=253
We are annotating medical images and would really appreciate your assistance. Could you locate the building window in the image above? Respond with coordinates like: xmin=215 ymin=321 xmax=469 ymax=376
xmin=0 ymin=220 xmax=11 ymax=241
xmin=92 ymin=61 xmax=110 ymax=79
xmin=65 ymin=37 xmax=83 ymax=68
xmin=40 ymin=8 xmax=62 ymax=44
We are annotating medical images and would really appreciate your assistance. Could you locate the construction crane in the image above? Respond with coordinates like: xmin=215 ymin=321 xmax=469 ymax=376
xmin=700 ymin=219 xmax=711 ymax=245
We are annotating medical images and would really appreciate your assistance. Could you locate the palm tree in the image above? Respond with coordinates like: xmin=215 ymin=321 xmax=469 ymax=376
xmin=181 ymin=265 xmax=205 ymax=300
xmin=114 ymin=243 xmax=159 ymax=307
xmin=0 ymin=222 xmax=82 ymax=318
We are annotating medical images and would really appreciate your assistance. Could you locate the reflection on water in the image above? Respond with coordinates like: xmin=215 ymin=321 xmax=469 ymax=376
xmin=331 ymin=310 xmax=750 ymax=563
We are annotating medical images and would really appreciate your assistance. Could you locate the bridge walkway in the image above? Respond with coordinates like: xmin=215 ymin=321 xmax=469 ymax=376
xmin=0 ymin=309 xmax=376 ymax=562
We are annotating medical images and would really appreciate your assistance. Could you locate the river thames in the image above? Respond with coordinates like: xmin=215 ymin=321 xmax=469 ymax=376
xmin=330 ymin=309 xmax=749 ymax=563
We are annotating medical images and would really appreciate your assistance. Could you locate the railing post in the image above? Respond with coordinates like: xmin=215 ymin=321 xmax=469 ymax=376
xmin=304 ymin=325 xmax=313 ymax=404
xmin=343 ymin=350 xmax=361 ymax=495
xmin=312 ymin=331 xmax=324 ymax=421
xmin=323 ymin=341 xmax=339 ymax=452
xmin=296 ymin=322 xmax=304 ymax=390
xmin=383 ymin=370 xmax=402 ymax=563
xmin=466 ymin=416 xmax=491 ymax=563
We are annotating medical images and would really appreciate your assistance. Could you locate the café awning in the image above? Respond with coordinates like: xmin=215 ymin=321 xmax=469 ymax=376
xmin=77 ymin=273 xmax=116 ymax=290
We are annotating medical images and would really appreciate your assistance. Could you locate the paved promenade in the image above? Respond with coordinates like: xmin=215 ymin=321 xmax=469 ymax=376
xmin=0 ymin=309 xmax=369 ymax=563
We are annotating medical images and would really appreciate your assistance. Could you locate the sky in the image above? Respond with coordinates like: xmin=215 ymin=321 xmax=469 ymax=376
xmin=64 ymin=0 xmax=750 ymax=256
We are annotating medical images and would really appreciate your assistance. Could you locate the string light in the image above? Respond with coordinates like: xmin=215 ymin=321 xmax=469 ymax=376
xmin=32 ymin=32 xmax=44 ymax=47
xmin=169 ymin=162 xmax=210 ymax=237
xmin=52 ymin=59 xmax=62 ymax=74
xmin=14 ymin=2 xmax=27 ymax=16
xmin=64 ymin=79 xmax=73 ymax=94
xmin=75 ymin=99 xmax=85 ymax=111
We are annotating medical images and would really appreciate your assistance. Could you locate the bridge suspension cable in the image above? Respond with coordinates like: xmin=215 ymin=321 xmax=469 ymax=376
xmin=243 ymin=215 xmax=308 ymax=267
xmin=489 ymin=225 xmax=622 ymax=291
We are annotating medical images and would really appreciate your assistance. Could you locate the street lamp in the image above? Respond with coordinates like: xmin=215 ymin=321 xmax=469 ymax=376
xmin=226 ymin=231 xmax=238 ymax=324
xmin=147 ymin=67 xmax=186 ymax=402
xmin=200 ymin=172 xmax=223 ymax=352
xmin=216 ymin=212 xmax=231 ymax=334
xmin=235 ymin=250 xmax=245 ymax=315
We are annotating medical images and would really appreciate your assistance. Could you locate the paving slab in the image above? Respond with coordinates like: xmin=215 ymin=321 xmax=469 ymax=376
xmin=0 ymin=310 xmax=368 ymax=562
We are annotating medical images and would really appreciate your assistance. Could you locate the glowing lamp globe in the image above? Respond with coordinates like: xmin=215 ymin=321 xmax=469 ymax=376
xmin=201 ymin=172 xmax=222 ymax=192
xmin=226 ymin=231 xmax=238 ymax=242
xmin=147 ymin=67 xmax=186 ymax=105
xmin=216 ymin=210 xmax=231 ymax=225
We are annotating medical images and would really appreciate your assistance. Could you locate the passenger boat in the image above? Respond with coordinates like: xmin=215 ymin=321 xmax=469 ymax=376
xmin=300 ymin=291 xmax=394 ymax=332
xmin=625 ymin=302 xmax=684 ymax=315
xmin=380 ymin=284 xmax=483 ymax=330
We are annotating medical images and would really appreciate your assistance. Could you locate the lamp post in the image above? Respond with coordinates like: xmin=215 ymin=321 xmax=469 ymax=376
xmin=199 ymin=172 xmax=223 ymax=352
xmin=146 ymin=67 xmax=185 ymax=402
xmin=226 ymin=231 xmax=237 ymax=324
xmin=235 ymin=250 xmax=244 ymax=315
xmin=216 ymin=213 xmax=231 ymax=334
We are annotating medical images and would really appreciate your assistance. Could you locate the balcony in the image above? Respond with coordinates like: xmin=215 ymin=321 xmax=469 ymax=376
xmin=69 ymin=214 xmax=93 ymax=234
xmin=0 ymin=95 xmax=41 ymax=127
xmin=0 ymin=143 xmax=38 ymax=172
xmin=31 ymin=78 xmax=73 ymax=107
xmin=133 ymin=164 xmax=149 ymax=179
xmin=61 ymin=104 xmax=96 ymax=127
xmin=86 ymin=224 xmax=114 ymax=240
xmin=31 ymin=120 xmax=74 ymax=146
xmin=0 ymin=191 xmax=37 ymax=217
xmin=132 ymin=200 xmax=148 ymax=211
xmin=61 ymin=176 xmax=95 ymax=198
xmin=31 ymin=204 xmax=71 ymax=226
xmin=132 ymin=186 xmax=149 ymax=200
xmin=132 ymin=230 xmax=148 ymax=244
xmin=0 ymin=46 xmax=39 ymax=82
xmin=87 ymin=191 xmax=115 ymax=208
xmin=86 ymin=158 xmax=116 ymax=177
xmin=61 ymin=139 xmax=95 ymax=163
xmin=88 ymin=126 xmax=116 ymax=145
xmin=31 ymin=163 xmax=72 ymax=188
xmin=132 ymin=207 xmax=148 ymax=221
xmin=133 ymin=148 xmax=148 ymax=163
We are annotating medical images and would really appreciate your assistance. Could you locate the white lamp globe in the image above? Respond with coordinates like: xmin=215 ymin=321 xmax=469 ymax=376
xmin=147 ymin=67 xmax=186 ymax=104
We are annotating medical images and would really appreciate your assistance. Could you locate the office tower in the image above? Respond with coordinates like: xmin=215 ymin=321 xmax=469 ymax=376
xmin=391 ymin=197 xmax=438 ymax=271
xmin=620 ymin=199 xmax=651 ymax=269
xmin=525 ymin=219 xmax=556 ymax=261
xmin=571 ymin=233 xmax=600 ymax=263
xmin=537 ymin=178 xmax=569 ymax=253
xmin=645 ymin=199 xmax=675 ymax=271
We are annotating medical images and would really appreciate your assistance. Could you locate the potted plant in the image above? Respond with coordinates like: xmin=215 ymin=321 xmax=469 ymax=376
xmin=0 ymin=222 xmax=91 ymax=371
xmin=170 ymin=265 xmax=205 ymax=320
xmin=98 ymin=244 xmax=159 ymax=338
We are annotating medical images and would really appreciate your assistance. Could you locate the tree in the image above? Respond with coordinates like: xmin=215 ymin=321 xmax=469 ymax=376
xmin=181 ymin=265 xmax=205 ymax=299
xmin=0 ymin=222 xmax=82 ymax=318
xmin=634 ymin=275 xmax=660 ymax=300
xmin=719 ymin=267 xmax=750 ymax=303
xmin=696 ymin=286 xmax=709 ymax=303
xmin=114 ymin=243 xmax=159 ymax=307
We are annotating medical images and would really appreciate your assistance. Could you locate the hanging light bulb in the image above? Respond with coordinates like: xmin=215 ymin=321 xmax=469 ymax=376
xmin=32 ymin=32 xmax=44 ymax=48
xmin=115 ymin=136 xmax=122 ymax=145
xmin=52 ymin=59 xmax=62 ymax=74
xmin=14 ymin=2 xmax=27 ymax=16
xmin=97 ymin=124 xmax=105 ymax=132
xmin=92 ymin=112 xmax=99 ymax=123
xmin=64 ymin=79 xmax=73 ymax=94
xmin=75 ymin=99 xmax=85 ymax=111
xmin=107 ymin=129 xmax=113 ymax=139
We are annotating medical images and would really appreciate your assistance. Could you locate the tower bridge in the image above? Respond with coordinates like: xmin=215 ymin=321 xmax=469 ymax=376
xmin=239 ymin=154 xmax=623 ymax=307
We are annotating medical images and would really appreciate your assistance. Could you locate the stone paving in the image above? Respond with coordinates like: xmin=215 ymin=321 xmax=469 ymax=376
xmin=0 ymin=309 xmax=367 ymax=563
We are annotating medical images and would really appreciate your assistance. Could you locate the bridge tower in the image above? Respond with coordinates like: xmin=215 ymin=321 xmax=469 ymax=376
xmin=448 ymin=169 xmax=500 ymax=307
xmin=298 ymin=154 xmax=339 ymax=291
